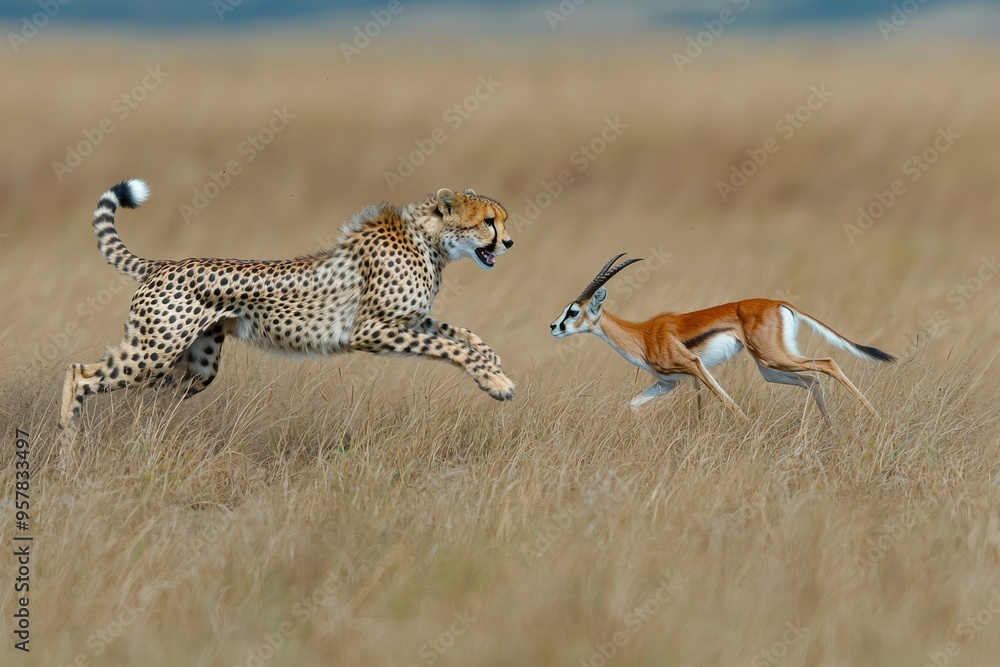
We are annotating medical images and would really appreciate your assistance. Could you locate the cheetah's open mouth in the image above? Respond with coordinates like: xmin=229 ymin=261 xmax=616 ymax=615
xmin=474 ymin=247 xmax=496 ymax=269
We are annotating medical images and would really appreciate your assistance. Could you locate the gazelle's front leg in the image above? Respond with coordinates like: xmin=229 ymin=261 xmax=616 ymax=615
xmin=630 ymin=376 xmax=681 ymax=410
xmin=663 ymin=348 xmax=748 ymax=420
xmin=416 ymin=316 xmax=503 ymax=369
xmin=688 ymin=359 xmax=748 ymax=420
xmin=350 ymin=319 xmax=515 ymax=400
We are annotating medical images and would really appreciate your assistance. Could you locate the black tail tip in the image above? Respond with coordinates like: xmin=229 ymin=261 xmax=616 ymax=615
xmin=109 ymin=179 xmax=150 ymax=209
xmin=858 ymin=345 xmax=896 ymax=363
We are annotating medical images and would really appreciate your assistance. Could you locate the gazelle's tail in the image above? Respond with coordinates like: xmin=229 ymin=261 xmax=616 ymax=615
xmin=782 ymin=305 xmax=895 ymax=363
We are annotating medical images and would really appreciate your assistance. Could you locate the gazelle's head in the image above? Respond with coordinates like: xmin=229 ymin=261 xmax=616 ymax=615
xmin=550 ymin=253 xmax=643 ymax=338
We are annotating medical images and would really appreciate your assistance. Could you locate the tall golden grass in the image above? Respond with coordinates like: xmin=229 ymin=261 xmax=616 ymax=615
xmin=1 ymin=33 xmax=1000 ymax=666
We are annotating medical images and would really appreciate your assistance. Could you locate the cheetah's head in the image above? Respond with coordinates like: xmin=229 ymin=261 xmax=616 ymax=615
xmin=435 ymin=188 xmax=513 ymax=271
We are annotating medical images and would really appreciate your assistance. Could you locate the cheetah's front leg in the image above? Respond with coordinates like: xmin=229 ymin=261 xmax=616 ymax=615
xmin=350 ymin=320 xmax=515 ymax=400
xmin=415 ymin=317 xmax=504 ymax=369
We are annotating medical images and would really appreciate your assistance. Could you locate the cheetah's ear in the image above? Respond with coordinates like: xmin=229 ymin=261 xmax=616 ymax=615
xmin=436 ymin=188 xmax=457 ymax=215
xmin=463 ymin=188 xmax=477 ymax=196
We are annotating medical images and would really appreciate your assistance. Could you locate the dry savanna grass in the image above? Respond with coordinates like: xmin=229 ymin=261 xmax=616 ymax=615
xmin=1 ymin=32 xmax=1000 ymax=666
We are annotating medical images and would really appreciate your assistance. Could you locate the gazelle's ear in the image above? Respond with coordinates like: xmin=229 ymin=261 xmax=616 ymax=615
xmin=436 ymin=188 xmax=456 ymax=215
xmin=589 ymin=287 xmax=607 ymax=313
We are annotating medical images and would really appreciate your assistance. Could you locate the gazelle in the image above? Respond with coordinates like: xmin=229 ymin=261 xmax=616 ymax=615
xmin=550 ymin=254 xmax=895 ymax=422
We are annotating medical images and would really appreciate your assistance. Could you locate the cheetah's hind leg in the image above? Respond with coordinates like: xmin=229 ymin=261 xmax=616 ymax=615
xmin=149 ymin=320 xmax=228 ymax=398
xmin=58 ymin=323 xmax=201 ymax=451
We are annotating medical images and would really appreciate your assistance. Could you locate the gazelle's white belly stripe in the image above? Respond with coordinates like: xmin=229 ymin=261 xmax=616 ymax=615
xmin=696 ymin=333 xmax=743 ymax=368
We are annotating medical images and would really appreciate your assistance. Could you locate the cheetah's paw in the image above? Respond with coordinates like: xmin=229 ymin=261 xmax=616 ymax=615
xmin=480 ymin=371 xmax=515 ymax=401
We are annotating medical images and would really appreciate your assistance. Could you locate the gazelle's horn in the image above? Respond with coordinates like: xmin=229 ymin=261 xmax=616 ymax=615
xmin=575 ymin=253 xmax=644 ymax=303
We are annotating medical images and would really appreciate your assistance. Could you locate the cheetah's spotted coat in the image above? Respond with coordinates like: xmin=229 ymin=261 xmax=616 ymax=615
xmin=58 ymin=180 xmax=515 ymax=446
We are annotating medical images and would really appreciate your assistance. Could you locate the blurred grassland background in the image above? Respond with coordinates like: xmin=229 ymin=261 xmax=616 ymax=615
xmin=2 ymin=1 xmax=1000 ymax=665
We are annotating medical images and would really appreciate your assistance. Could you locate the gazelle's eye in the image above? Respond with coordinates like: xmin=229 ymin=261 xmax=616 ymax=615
xmin=568 ymin=307 xmax=579 ymax=317
xmin=484 ymin=217 xmax=495 ymax=227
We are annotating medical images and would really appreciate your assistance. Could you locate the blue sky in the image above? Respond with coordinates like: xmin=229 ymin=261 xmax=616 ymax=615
xmin=0 ymin=0 xmax=994 ymax=30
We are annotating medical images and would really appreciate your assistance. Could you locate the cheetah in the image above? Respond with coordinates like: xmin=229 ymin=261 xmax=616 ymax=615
xmin=58 ymin=179 xmax=515 ymax=446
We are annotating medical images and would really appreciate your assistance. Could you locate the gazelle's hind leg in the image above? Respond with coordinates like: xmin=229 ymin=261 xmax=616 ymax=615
xmin=756 ymin=362 xmax=831 ymax=425
xmin=777 ymin=356 xmax=879 ymax=419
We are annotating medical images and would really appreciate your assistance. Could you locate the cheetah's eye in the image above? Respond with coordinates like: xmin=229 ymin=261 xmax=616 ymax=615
xmin=484 ymin=217 xmax=495 ymax=227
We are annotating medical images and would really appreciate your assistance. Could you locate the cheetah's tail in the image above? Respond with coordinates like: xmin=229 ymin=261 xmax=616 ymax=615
xmin=93 ymin=179 xmax=157 ymax=281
